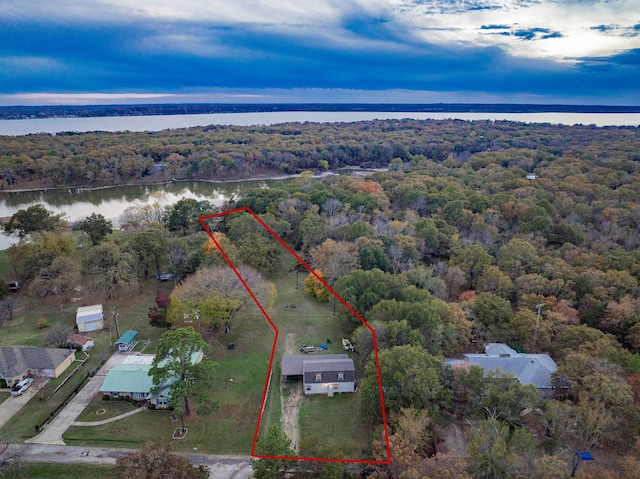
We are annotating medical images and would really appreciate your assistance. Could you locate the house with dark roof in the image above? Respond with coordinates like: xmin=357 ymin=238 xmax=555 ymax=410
xmin=446 ymin=343 xmax=558 ymax=391
xmin=75 ymin=304 xmax=104 ymax=332
xmin=281 ymin=354 xmax=355 ymax=396
xmin=0 ymin=346 xmax=76 ymax=387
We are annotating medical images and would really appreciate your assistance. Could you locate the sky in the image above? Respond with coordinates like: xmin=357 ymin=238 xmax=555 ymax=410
xmin=0 ymin=0 xmax=639 ymax=105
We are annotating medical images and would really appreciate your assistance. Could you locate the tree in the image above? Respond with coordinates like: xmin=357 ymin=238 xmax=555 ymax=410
xmin=77 ymin=213 xmax=112 ymax=245
xmin=148 ymin=291 xmax=171 ymax=328
xmin=168 ymin=264 xmax=276 ymax=334
xmin=150 ymin=327 xmax=219 ymax=433
xmin=114 ymin=442 xmax=208 ymax=479
xmin=472 ymin=292 xmax=514 ymax=339
xmin=85 ymin=242 xmax=139 ymax=299
xmin=361 ymin=345 xmax=449 ymax=420
xmin=251 ymin=424 xmax=293 ymax=479
xmin=309 ymin=239 xmax=360 ymax=284
xmin=3 ymin=204 xmax=64 ymax=239
xmin=165 ymin=198 xmax=212 ymax=235
xmin=29 ymin=256 xmax=80 ymax=298
xmin=123 ymin=224 xmax=169 ymax=279
xmin=304 ymin=271 xmax=331 ymax=302
xmin=450 ymin=245 xmax=494 ymax=290
xmin=8 ymin=232 xmax=73 ymax=282
xmin=466 ymin=417 xmax=534 ymax=479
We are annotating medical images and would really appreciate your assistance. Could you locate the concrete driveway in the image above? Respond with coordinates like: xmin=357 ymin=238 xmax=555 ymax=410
xmin=25 ymin=353 xmax=127 ymax=445
xmin=0 ymin=382 xmax=42 ymax=430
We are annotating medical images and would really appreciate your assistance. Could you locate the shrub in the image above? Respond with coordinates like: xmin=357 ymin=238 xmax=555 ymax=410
xmin=36 ymin=317 xmax=49 ymax=329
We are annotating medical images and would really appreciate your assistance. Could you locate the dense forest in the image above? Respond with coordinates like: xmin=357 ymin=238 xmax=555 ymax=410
xmin=2 ymin=118 xmax=640 ymax=478
xmin=1 ymin=119 xmax=640 ymax=189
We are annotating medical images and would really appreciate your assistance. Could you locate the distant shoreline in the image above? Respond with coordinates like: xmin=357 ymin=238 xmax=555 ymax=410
xmin=2 ymin=102 xmax=640 ymax=121
xmin=0 ymin=168 xmax=384 ymax=194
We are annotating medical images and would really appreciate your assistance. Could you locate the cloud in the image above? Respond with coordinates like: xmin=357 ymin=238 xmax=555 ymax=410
xmin=0 ymin=0 xmax=638 ymax=103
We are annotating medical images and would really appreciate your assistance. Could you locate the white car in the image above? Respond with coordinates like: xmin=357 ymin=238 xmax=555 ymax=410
xmin=10 ymin=378 xmax=33 ymax=397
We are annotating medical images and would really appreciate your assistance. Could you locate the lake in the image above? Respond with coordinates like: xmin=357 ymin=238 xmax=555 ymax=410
xmin=1 ymin=111 xmax=640 ymax=136
xmin=0 ymin=178 xmax=297 ymax=250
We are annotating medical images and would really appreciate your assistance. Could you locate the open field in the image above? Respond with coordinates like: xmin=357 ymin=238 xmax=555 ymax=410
xmin=21 ymin=463 xmax=114 ymax=479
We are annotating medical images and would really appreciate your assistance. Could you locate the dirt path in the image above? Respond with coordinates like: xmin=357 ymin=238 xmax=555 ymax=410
xmin=280 ymin=384 xmax=302 ymax=452
xmin=281 ymin=333 xmax=302 ymax=450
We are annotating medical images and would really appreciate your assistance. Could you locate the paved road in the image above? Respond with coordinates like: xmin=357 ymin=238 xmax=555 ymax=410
xmin=10 ymin=444 xmax=254 ymax=479
xmin=25 ymin=353 xmax=128 ymax=445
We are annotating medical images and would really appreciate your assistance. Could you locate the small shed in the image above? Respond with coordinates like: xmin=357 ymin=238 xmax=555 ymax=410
xmin=115 ymin=330 xmax=138 ymax=352
xmin=67 ymin=334 xmax=94 ymax=352
xmin=76 ymin=304 xmax=104 ymax=333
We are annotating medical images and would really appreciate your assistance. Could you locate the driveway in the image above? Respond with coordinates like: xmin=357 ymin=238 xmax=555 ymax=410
xmin=0 ymin=381 xmax=43 ymax=430
xmin=25 ymin=353 xmax=128 ymax=445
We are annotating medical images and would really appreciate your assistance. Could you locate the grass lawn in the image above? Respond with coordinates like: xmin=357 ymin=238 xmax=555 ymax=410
xmin=0 ymin=265 xmax=172 ymax=440
xmin=75 ymin=394 xmax=138 ymax=422
xmin=0 ymin=391 xmax=9 ymax=406
xmin=298 ymin=392 xmax=373 ymax=460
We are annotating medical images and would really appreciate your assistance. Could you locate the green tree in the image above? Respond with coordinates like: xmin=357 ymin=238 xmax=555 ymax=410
xmin=251 ymin=424 xmax=293 ymax=479
xmin=85 ymin=242 xmax=139 ymax=299
xmin=123 ymin=224 xmax=169 ymax=279
xmin=3 ymin=204 xmax=64 ymax=239
xmin=77 ymin=213 xmax=113 ymax=245
xmin=150 ymin=327 xmax=219 ymax=433
xmin=8 ymin=232 xmax=73 ymax=282
xmin=467 ymin=417 xmax=534 ymax=479
xmin=450 ymin=245 xmax=494 ymax=290
xmin=165 ymin=198 xmax=212 ymax=235
xmin=472 ymin=292 xmax=514 ymax=339
xmin=115 ymin=442 xmax=208 ymax=479
xmin=361 ymin=345 xmax=449 ymax=420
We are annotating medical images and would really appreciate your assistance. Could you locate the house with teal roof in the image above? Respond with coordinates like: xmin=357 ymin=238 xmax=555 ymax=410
xmin=99 ymin=352 xmax=202 ymax=408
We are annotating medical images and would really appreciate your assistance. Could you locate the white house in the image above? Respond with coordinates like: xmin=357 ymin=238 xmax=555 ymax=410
xmin=75 ymin=304 xmax=104 ymax=333
xmin=281 ymin=354 xmax=356 ymax=396
xmin=67 ymin=334 xmax=94 ymax=352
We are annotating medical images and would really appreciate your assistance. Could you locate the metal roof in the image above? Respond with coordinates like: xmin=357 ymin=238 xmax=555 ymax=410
xmin=463 ymin=343 xmax=558 ymax=389
xmin=76 ymin=304 xmax=103 ymax=324
xmin=303 ymin=358 xmax=355 ymax=374
xmin=100 ymin=364 xmax=154 ymax=394
xmin=115 ymin=330 xmax=138 ymax=345
xmin=281 ymin=354 xmax=349 ymax=377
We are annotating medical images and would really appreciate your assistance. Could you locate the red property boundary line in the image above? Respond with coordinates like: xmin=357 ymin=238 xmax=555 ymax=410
xmin=198 ymin=206 xmax=392 ymax=465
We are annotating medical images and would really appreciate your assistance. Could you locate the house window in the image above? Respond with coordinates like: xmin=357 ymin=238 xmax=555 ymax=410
xmin=315 ymin=373 xmax=322 ymax=381
xmin=337 ymin=372 xmax=344 ymax=381
xmin=333 ymin=384 xmax=339 ymax=390
xmin=131 ymin=392 xmax=145 ymax=400
xmin=306 ymin=385 xmax=311 ymax=391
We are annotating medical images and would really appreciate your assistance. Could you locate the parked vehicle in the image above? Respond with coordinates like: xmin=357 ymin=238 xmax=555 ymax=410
xmin=158 ymin=273 xmax=173 ymax=282
xmin=11 ymin=378 xmax=33 ymax=396
xmin=300 ymin=345 xmax=316 ymax=354
xmin=8 ymin=281 xmax=19 ymax=292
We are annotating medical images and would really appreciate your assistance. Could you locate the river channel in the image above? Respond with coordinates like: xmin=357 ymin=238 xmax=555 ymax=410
xmin=0 ymin=178 xmax=296 ymax=250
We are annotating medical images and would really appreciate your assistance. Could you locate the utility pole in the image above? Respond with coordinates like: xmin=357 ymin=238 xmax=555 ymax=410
xmin=534 ymin=303 xmax=544 ymax=352
xmin=112 ymin=307 xmax=121 ymax=339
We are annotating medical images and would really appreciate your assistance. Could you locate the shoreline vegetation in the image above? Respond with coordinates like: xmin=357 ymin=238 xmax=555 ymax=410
xmin=0 ymin=168 xmax=385 ymax=194
xmin=1 ymin=118 xmax=639 ymax=194
xmin=2 ymin=102 xmax=640 ymax=121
